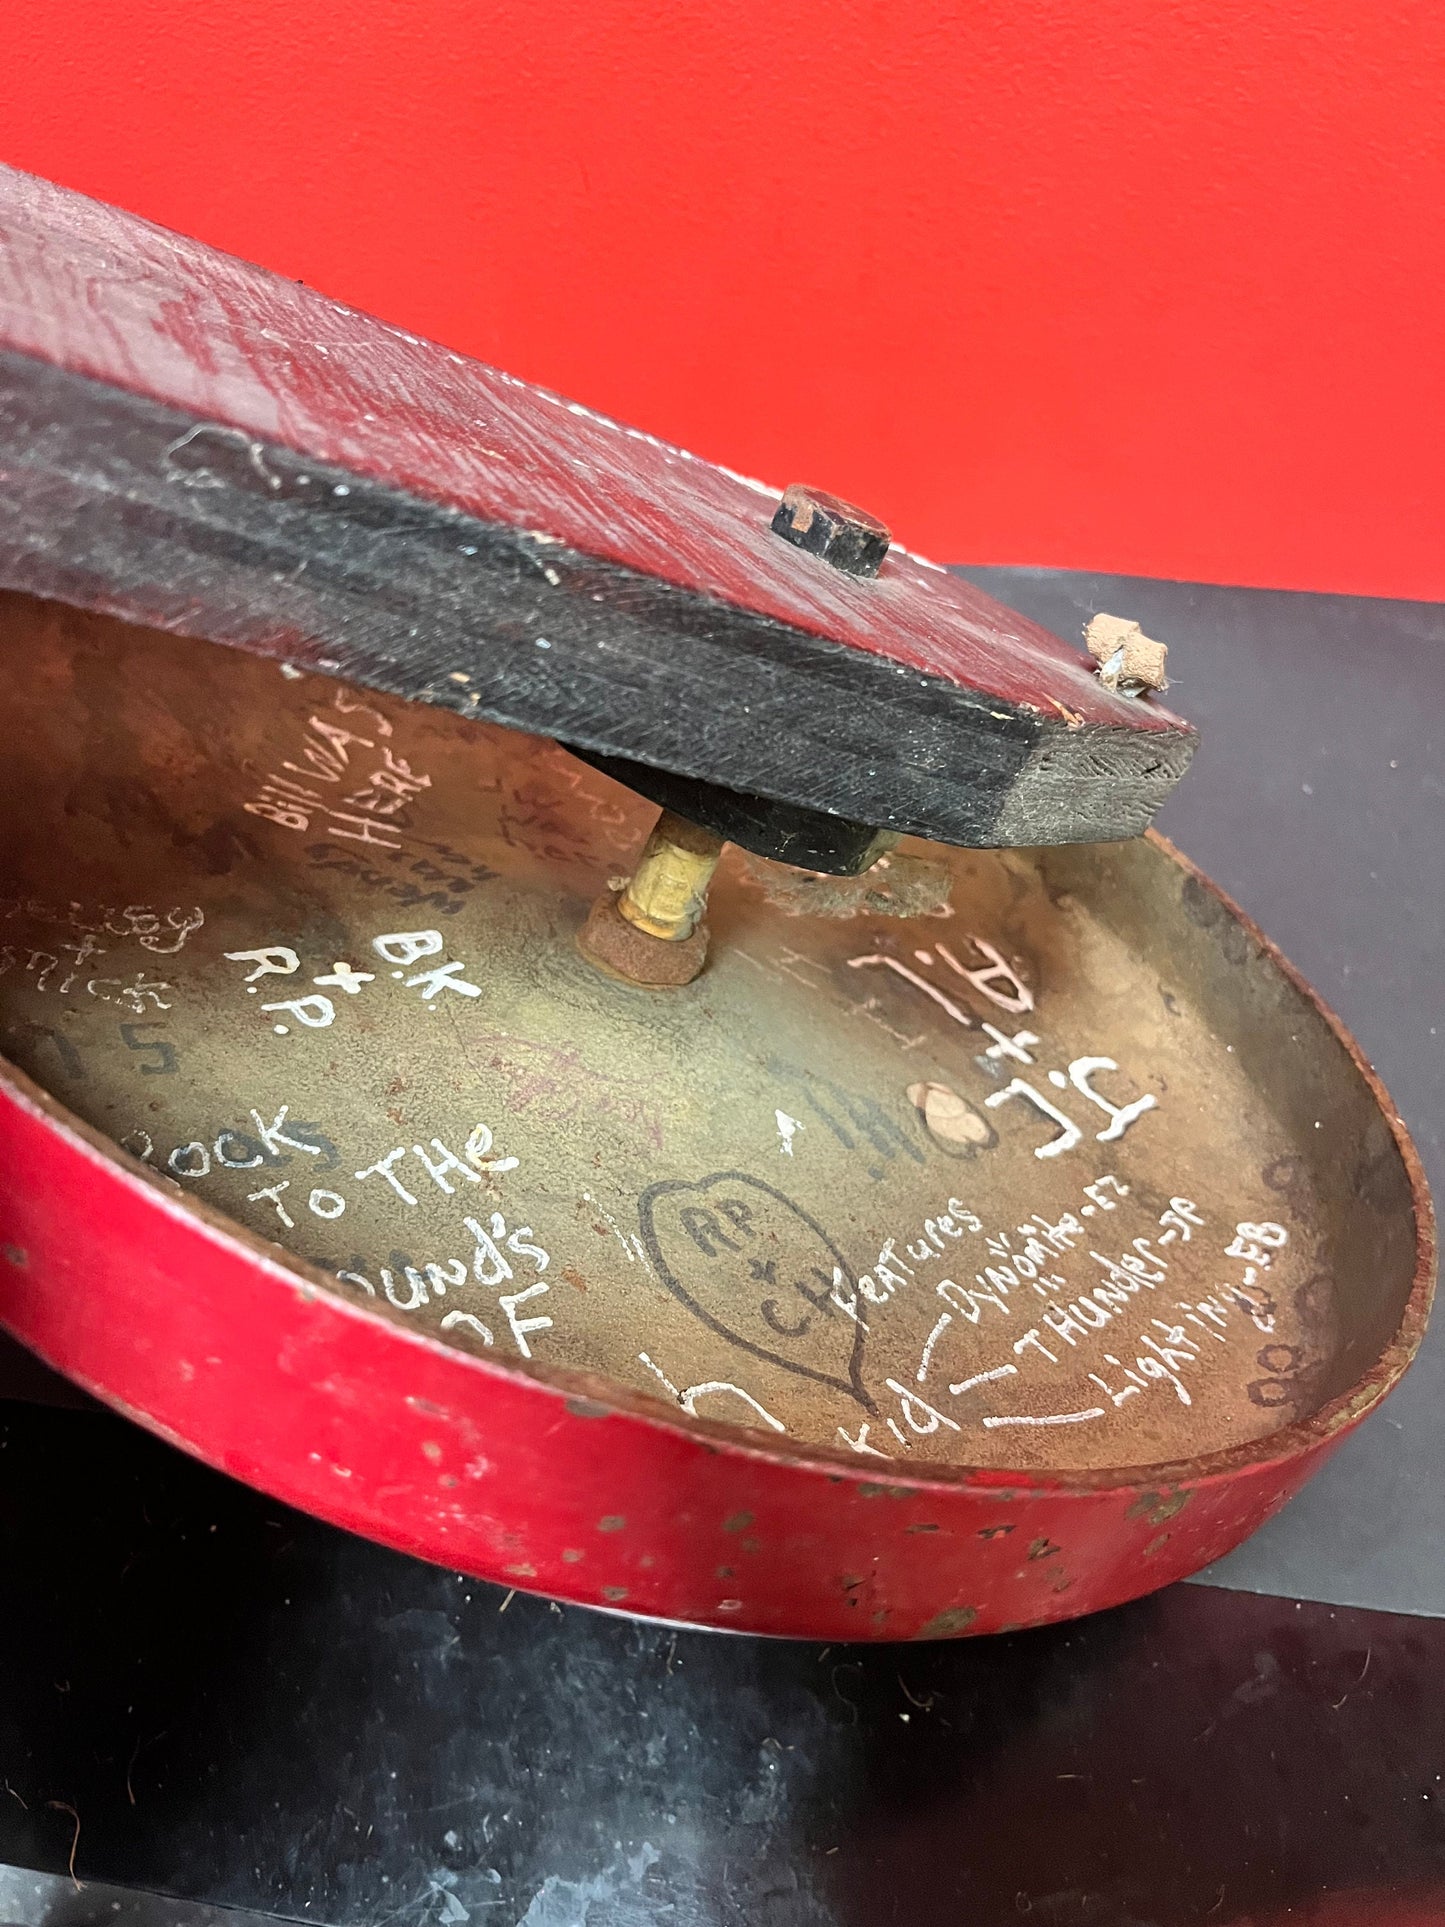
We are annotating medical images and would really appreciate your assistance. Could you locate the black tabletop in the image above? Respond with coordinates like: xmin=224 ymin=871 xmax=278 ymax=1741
xmin=0 ymin=568 xmax=1439 ymax=1927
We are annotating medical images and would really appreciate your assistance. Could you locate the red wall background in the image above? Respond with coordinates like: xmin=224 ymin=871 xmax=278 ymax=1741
xmin=5 ymin=1 xmax=1443 ymax=597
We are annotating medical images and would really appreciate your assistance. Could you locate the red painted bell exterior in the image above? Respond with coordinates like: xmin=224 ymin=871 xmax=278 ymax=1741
xmin=0 ymin=951 xmax=1429 ymax=1643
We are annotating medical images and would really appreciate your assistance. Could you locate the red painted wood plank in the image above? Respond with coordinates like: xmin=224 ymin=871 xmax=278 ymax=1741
xmin=0 ymin=162 xmax=1183 ymax=736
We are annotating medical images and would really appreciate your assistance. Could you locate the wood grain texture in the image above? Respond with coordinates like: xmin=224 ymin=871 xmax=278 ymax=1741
xmin=0 ymin=164 xmax=1196 ymax=847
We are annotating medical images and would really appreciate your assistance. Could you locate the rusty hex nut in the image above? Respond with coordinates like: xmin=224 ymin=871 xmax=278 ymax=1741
xmin=771 ymin=484 xmax=891 ymax=578
xmin=578 ymin=889 xmax=710 ymax=987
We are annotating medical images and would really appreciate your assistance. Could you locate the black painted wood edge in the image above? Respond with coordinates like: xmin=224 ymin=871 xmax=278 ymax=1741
xmin=0 ymin=350 xmax=1195 ymax=848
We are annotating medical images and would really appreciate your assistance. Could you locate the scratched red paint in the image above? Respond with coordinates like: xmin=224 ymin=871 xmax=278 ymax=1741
xmin=0 ymin=164 xmax=1180 ymax=738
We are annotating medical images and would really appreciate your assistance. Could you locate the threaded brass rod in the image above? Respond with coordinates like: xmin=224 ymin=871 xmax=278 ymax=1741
xmin=616 ymin=809 xmax=724 ymax=942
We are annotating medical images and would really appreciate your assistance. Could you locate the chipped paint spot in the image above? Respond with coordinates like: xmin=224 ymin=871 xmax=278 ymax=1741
xmin=597 ymin=1514 xmax=626 ymax=1533
xmin=565 ymin=1396 xmax=611 ymax=1419
xmin=601 ymin=1585 xmax=628 ymax=1602
xmin=905 ymin=1523 xmax=941 ymax=1534
xmin=978 ymin=1524 xmax=1015 ymax=1540
xmin=1143 ymin=1532 xmax=1172 ymax=1557
xmin=914 ymin=1605 xmax=978 ymax=1639
xmin=856 ymin=1482 xmax=913 ymax=1500
xmin=504 ymin=1562 xmax=537 ymax=1578
xmin=561 ymin=1548 xmax=584 ymax=1563
xmin=722 ymin=1510 xmax=754 ymax=1533
xmin=1027 ymin=1536 xmax=1061 ymax=1561
xmin=2 ymin=1244 xmax=27 ymax=1267
xmin=420 ymin=1440 xmax=443 ymax=1464
xmin=1127 ymin=1488 xmax=1195 ymax=1527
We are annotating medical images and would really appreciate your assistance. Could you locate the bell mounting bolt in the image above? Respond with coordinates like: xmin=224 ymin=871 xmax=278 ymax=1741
xmin=577 ymin=810 xmax=724 ymax=988
xmin=770 ymin=484 xmax=892 ymax=578
xmin=579 ymin=485 xmax=892 ymax=987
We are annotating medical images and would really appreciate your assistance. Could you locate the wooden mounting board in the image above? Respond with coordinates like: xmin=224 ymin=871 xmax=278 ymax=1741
xmin=0 ymin=164 xmax=1194 ymax=849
